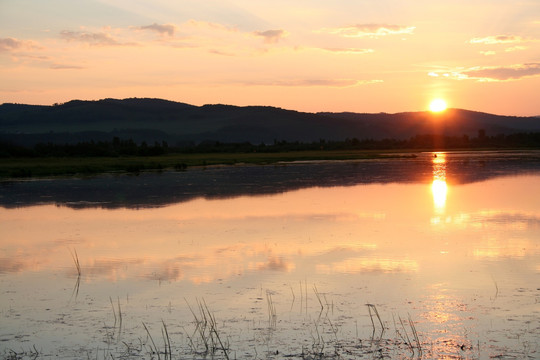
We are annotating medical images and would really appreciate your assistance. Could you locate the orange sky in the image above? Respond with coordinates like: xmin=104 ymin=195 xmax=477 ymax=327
xmin=1 ymin=0 xmax=539 ymax=115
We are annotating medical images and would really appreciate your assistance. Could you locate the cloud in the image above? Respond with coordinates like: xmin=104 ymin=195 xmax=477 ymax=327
xmin=0 ymin=37 xmax=38 ymax=52
xmin=319 ymin=24 xmax=415 ymax=38
xmin=50 ymin=63 xmax=85 ymax=70
xmin=0 ymin=37 xmax=23 ymax=52
xmin=505 ymin=45 xmax=528 ymax=52
xmin=136 ymin=23 xmax=175 ymax=36
xmin=321 ymin=48 xmax=374 ymax=54
xmin=246 ymin=78 xmax=382 ymax=87
xmin=463 ymin=63 xmax=540 ymax=81
xmin=59 ymin=30 xmax=131 ymax=46
xmin=469 ymin=35 xmax=528 ymax=44
xmin=183 ymin=19 xmax=238 ymax=33
xmin=253 ymin=29 xmax=288 ymax=43
xmin=428 ymin=63 xmax=540 ymax=81
xmin=209 ymin=49 xmax=235 ymax=56
xmin=480 ymin=50 xmax=496 ymax=56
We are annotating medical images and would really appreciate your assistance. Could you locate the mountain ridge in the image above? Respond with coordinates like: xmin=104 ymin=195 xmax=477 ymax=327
xmin=1 ymin=98 xmax=539 ymax=146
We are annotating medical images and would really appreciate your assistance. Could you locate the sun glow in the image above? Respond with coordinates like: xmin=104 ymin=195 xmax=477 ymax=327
xmin=429 ymin=99 xmax=448 ymax=113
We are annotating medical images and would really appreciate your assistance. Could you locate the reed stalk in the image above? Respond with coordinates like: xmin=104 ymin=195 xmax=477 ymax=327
xmin=69 ymin=248 xmax=81 ymax=276
xmin=366 ymin=304 xmax=384 ymax=336
xmin=266 ymin=291 xmax=277 ymax=328
xmin=142 ymin=322 xmax=160 ymax=360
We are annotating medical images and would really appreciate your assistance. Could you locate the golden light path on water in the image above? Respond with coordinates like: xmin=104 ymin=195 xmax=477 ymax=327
xmin=431 ymin=152 xmax=448 ymax=213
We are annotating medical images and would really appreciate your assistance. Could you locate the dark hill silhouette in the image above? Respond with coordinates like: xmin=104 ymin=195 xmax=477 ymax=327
xmin=1 ymin=98 xmax=539 ymax=146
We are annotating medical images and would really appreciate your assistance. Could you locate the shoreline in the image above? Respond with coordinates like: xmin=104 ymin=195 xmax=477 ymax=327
xmin=0 ymin=149 xmax=417 ymax=180
xmin=1 ymin=148 xmax=540 ymax=180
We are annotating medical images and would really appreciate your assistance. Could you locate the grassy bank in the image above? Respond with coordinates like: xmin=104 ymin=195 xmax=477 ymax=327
xmin=0 ymin=150 xmax=417 ymax=179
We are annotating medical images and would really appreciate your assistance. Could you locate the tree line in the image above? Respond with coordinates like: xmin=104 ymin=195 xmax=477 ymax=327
xmin=1 ymin=132 xmax=540 ymax=158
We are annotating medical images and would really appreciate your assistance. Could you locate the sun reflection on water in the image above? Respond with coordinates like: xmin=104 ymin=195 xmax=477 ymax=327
xmin=431 ymin=153 xmax=448 ymax=214
xmin=419 ymin=287 xmax=477 ymax=359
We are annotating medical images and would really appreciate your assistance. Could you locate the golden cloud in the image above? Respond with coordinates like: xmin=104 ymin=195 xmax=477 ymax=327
xmin=469 ymin=35 xmax=529 ymax=44
xmin=319 ymin=24 xmax=415 ymax=38
xmin=428 ymin=63 xmax=540 ymax=81
xmin=321 ymin=48 xmax=374 ymax=54
xmin=463 ymin=63 xmax=540 ymax=81
xmin=244 ymin=78 xmax=382 ymax=87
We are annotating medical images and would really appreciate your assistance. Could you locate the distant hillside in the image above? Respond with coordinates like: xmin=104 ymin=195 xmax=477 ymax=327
xmin=1 ymin=98 xmax=539 ymax=146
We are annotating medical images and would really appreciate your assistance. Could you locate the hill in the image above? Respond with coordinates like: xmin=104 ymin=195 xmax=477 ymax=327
xmin=1 ymin=98 xmax=539 ymax=146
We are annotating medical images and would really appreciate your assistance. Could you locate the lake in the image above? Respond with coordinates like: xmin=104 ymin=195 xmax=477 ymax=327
xmin=1 ymin=151 xmax=539 ymax=359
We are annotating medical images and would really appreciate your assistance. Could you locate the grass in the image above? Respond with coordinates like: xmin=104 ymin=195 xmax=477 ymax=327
xmin=69 ymin=248 xmax=81 ymax=300
xmin=393 ymin=314 xmax=423 ymax=357
xmin=69 ymin=248 xmax=81 ymax=276
xmin=5 ymin=288 xmax=499 ymax=360
xmin=184 ymin=298 xmax=230 ymax=359
xmin=266 ymin=291 xmax=277 ymax=328
xmin=366 ymin=303 xmax=384 ymax=336
xmin=0 ymin=150 xmax=417 ymax=179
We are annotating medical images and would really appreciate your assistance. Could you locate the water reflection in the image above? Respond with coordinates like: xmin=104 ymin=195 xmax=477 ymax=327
xmin=316 ymin=258 xmax=418 ymax=274
xmin=2 ymin=151 xmax=540 ymax=209
xmin=420 ymin=287 xmax=477 ymax=359
xmin=1 ymin=153 xmax=540 ymax=359
xmin=431 ymin=152 xmax=448 ymax=213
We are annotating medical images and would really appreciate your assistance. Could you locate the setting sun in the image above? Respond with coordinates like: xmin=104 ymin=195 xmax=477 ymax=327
xmin=429 ymin=99 xmax=448 ymax=113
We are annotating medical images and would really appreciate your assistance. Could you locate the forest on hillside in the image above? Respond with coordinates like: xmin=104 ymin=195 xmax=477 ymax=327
xmin=2 ymin=132 xmax=540 ymax=158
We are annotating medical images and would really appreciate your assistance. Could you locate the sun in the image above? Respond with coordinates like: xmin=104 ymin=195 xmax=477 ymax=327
xmin=429 ymin=99 xmax=448 ymax=113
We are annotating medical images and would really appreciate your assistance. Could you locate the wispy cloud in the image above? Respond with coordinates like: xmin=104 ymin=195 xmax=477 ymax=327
xmin=428 ymin=63 xmax=540 ymax=81
xmin=0 ymin=37 xmax=24 ymax=52
xmin=246 ymin=78 xmax=382 ymax=87
xmin=183 ymin=19 xmax=238 ymax=33
xmin=208 ymin=49 xmax=237 ymax=56
xmin=154 ymin=21 xmax=291 ymax=55
xmin=59 ymin=30 xmax=133 ymax=46
xmin=0 ymin=37 xmax=39 ymax=52
xmin=253 ymin=29 xmax=288 ymax=43
xmin=464 ymin=63 xmax=540 ymax=81
xmin=321 ymin=48 xmax=374 ymax=54
xmin=50 ymin=63 xmax=85 ymax=70
xmin=136 ymin=23 xmax=175 ymax=36
xmin=480 ymin=50 xmax=496 ymax=56
xmin=504 ymin=45 xmax=528 ymax=52
xmin=469 ymin=35 xmax=529 ymax=44
xmin=319 ymin=24 xmax=415 ymax=38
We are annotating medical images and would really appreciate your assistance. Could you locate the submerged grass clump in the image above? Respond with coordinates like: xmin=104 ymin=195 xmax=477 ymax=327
xmin=184 ymin=298 xmax=230 ymax=359
xmin=4 ymin=283 xmax=518 ymax=360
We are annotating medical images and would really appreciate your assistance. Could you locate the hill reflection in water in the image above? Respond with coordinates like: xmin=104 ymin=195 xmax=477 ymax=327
xmin=2 ymin=151 xmax=540 ymax=209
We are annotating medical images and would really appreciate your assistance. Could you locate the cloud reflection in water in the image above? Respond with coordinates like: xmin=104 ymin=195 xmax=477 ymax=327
xmin=316 ymin=258 xmax=419 ymax=274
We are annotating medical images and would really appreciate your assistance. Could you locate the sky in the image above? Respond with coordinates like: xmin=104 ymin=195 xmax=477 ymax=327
xmin=1 ymin=0 xmax=539 ymax=115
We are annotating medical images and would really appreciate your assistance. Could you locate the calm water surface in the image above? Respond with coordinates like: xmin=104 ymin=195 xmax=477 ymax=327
xmin=1 ymin=151 xmax=539 ymax=359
